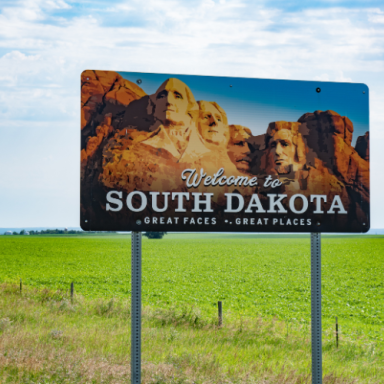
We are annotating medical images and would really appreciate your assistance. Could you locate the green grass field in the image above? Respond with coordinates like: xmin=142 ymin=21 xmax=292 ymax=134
xmin=0 ymin=234 xmax=383 ymax=383
xmin=1 ymin=234 xmax=383 ymax=327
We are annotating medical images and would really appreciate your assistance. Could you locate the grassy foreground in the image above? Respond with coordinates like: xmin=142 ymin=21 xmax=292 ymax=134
xmin=0 ymin=283 xmax=383 ymax=384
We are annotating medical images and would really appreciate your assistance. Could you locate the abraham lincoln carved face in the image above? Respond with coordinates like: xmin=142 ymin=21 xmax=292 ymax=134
xmin=269 ymin=130 xmax=296 ymax=174
xmin=263 ymin=122 xmax=306 ymax=175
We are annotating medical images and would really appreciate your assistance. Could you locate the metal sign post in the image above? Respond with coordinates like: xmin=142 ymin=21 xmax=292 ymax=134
xmin=311 ymin=233 xmax=322 ymax=384
xmin=131 ymin=231 xmax=142 ymax=384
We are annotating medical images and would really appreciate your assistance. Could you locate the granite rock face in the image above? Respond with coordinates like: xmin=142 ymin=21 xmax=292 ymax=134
xmin=298 ymin=110 xmax=354 ymax=171
xmin=81 ymin=71 xmax=148 ymax=175
xmin=298 ymin=110 xmax=369 ymax=201
xmin=295 ymin=110 xmax=369 ymax=228
xmin=355 ymin=131 xmax=369 ymax=161
xmin=81 ymin=71 xmax=150 ymax=220
xmin=81 ymin=70 xmax=145 ymax=129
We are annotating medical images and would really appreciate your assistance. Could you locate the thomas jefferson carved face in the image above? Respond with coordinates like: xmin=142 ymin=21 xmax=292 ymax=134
xmin=227 ymin=125 xmax=252 ymax=173
xmin=269 ymin=130 xmax=296 ymax=174
xmin=153 ymin=79 xmax=193 ymax=127
xmin=198 ymin=102 xmax=228 ymax=146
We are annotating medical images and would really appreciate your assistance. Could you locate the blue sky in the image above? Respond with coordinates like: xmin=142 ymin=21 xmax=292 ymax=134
xmin=0 ymin=0 xmax=383 ymax=228
xmin=119 ymin=71 xmax=369 ymax=144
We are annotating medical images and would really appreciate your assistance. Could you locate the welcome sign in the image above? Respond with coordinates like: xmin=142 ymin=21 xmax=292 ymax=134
xmin=80 ymin=71 xmax=369 ymax=232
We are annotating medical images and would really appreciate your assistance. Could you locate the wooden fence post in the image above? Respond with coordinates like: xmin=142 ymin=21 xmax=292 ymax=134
xmin=70 ymin=282 xmax=74 ymax=303
xmin=335 ymin=316 xmax=339 ymax=348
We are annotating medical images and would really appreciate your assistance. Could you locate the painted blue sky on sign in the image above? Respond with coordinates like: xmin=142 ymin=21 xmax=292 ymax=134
xmin=119 ymin=71 xmax=369 ymax=145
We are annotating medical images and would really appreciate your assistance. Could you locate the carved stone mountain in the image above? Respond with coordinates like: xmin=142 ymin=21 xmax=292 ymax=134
xmin=355 ymin=131 xmax=369 ymax=161
xmin=81 ymin=70 xmax=149 ymax=171
xmin=298 ymin=110 xmax=369 ymax=200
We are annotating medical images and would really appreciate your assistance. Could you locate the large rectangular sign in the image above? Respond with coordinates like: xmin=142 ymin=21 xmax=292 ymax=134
xmin=81 ymin=70 xmax=369 ymax=232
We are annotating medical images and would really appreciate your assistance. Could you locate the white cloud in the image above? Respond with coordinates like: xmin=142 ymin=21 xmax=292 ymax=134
xmin=335 ymin=71 xmax=352 ymax=82
xmin=43 ymin=0 xmax=72 ymax=10
xmin=2 ymin=50 xmax=40 ymax=61
xmin=368 ymin=9 xmax=384 ymax=23
xmin=313 ymin=74 xmax=330 ymax=81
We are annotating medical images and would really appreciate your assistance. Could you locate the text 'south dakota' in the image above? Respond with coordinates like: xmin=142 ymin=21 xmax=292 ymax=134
xmin=106 ymin=191 xmax=347 ymax=215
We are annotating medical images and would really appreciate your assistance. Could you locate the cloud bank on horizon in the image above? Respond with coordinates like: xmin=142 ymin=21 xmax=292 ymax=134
xmin=0 ymin=0 xmax=383 ymax=228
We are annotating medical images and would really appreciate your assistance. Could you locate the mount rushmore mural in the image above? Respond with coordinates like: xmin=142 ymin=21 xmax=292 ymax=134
xmin=80 ymin=70 xmax=369 ymax=233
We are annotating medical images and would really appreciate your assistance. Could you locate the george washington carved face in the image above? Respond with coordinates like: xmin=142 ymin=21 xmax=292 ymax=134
xmin=152 ymin=78 xmax=197 ymax=127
